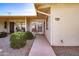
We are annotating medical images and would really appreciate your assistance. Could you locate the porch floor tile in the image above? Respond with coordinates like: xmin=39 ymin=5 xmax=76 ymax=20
xmin=29 ymin=35 xmax=56 ymax=56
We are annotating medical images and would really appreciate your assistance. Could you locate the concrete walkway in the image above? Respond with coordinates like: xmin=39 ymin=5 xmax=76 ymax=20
xmin=29 ymin=35 xmax=56 ymax=56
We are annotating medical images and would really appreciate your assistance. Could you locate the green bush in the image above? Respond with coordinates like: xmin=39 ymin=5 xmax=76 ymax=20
xmin=0 ymin=32 xmax=7 ymax=38
xmin=10 ymin=32 xmax=27 ymax=49
xmin=25 ymin=31 xmax=34 ymax=40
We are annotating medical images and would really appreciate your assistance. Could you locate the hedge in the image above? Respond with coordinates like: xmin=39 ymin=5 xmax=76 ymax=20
xmin=25 ymin=31 xmax=34 ymax=40
xmin=0 ymin=32 xmax=7 ymax=38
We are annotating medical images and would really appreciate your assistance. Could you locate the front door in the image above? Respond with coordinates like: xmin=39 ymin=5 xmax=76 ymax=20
xmin=10 ymin=22 xmax=14 ymax=33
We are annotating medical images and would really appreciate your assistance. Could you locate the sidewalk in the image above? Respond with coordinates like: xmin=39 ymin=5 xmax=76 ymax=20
xmin=29 ymin=35 xmax=56 ymax=56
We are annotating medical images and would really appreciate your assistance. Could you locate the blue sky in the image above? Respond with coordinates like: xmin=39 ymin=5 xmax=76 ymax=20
xmin=0 ymin=3 xmax=36 ymax=16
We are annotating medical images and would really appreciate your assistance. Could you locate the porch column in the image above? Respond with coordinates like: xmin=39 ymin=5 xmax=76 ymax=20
xmin=50 ymin=6 xmax=53 ymax=45
xmin=25 ymin=16 xmax=27 ymax=31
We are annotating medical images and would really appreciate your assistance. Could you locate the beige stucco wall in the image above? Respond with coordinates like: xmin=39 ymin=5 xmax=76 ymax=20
xmin=51 ymin=7 xmax=79 ymax=46
xmin=0 ymin=20 xmax=9 ymax=32
xmin=0 ymin=21 xmax=5 ymax=32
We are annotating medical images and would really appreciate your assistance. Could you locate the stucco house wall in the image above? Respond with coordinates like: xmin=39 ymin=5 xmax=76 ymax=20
xmin=51 ymin=5 xmax=79 ymax=46
xmin=0 ymin=20 xmax=9 ymax=32
xmin=0 ymin=21 xmax=5 ymax=32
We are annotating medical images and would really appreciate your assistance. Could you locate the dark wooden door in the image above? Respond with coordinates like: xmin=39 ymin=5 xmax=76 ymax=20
xmin=10 ymin=22 xmax=14 ymax=33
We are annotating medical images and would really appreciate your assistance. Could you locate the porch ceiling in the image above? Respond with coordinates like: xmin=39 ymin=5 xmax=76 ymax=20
xmin=35 ymin=3 xmax=51 ymax=14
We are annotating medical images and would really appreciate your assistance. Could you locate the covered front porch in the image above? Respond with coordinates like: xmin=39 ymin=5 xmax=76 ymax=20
xmin=0 ymin=16 xmax=47 ymax=35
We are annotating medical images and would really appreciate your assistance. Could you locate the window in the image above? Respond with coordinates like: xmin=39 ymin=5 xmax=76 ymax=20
xmin=4 ymin=21 xmax=7 ymax=29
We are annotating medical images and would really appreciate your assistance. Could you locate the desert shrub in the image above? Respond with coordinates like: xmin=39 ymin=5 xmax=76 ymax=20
xmin=10 ymin=32 xmax=27 ymax=49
